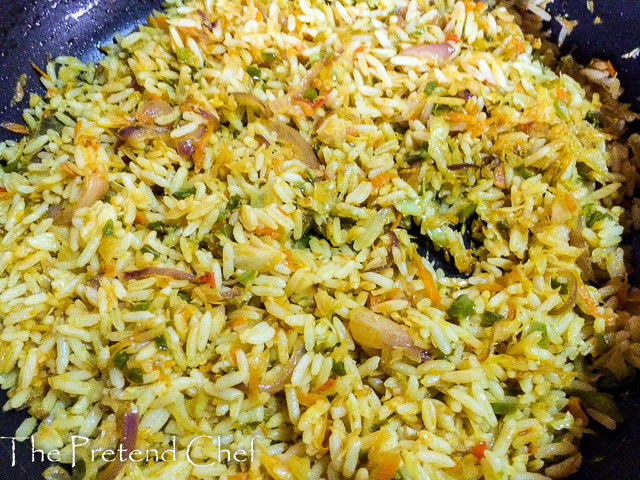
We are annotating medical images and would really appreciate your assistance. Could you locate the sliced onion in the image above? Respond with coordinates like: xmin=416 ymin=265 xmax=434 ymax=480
xmin=349 ymin=307 xmax=414 ymax=351
xmin=97 ymin=409 xmax=139 ymax=480
xmin=120 ymin=267 xmax=197 ymax=282
xmin=259 ymin=341 xmax=305 ymax=394
xmin=220 ymin=287 xmax=243 ymax=300
xmin=175 ymin=124 xmax=206 ymax=157
xmin=231 ymin=92 xmax=271 ymax=118
xmin=52 ymin=172 xmax=108 ymax=226
xmin=550 ymin=271 xmax=578 ymax=316
xmin=135 ymin=99 xmax=172 ymax=123
xmin=400 ymin=43 xmax=455 ymax=61
xmin=269 ymin=118 xmax=319 ymax=170
xmin=118 ymin=125 xmax=171 ymax=141
xmin=570 ymin=215 xmax=594 ymax=281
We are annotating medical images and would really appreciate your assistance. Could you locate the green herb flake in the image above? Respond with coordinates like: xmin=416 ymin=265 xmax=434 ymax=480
xmin=413 ymin=27 xmax=424 ymax=36
xmin=154 ymin=335 xmax=168 ymax=351
xmin=585 ymin=110 xmax=601 ymax=127
xmin=246 ymin=65 xmax=261 ymax=81
xmin=178 ymin=291 xmax=191 ymax=302
xmin=530 ymin=321 xmax=550 ymax=348
xmin=551 ymin=278 xmax=569 ymax=295
xmin=125 ymin=367 xmax=144 ymax=384
xmin=173 ymin=186 xmax=196 ymax=199
xmin=449 ymin=294 xmax=475 ymax=320
xmin=218 ymin=224 xmax=233 ymax=238
xmin=176 ymin=47 xmax=191 ymax=64
xmin=481 ymin=311 xmax=504 ymax=327
xmin=497 ymin=220 xmax=510 ymax=233
xmin=261 ymin=51 xmax=278 ymax=64
xmin=140 ymin=245 xmax=159 ymax=257
xmin=113 ymin=350 xmax=130 ymax=370
xmin=405 ymin=149 xmax=429 ymax=163
xmin=238 ymin=271 xmax=256 ymax=286
xmin=2 ymin=162 xmax=19 ymax=173
xmin=294 ymin=231 xmax=313 ymax=250
xmin=302 ymin=88 xmax=319 ymax=102
xmin=457 ymin=203 xmax=476 ymax=223
xmin=584 ymin=204 xmax=611 ymax=228
xmin=515 ymin=166 xmax=535 ymax=180
xmin=132 ymin=299 xmax=152 ymax=311
xmin=424 ymin=80 xmax=438 ymax=96
xmin=332 ymin=361 xmax=346 ymax=376
xmin=554 ymin=100 xmax=570 ymax=122
xmin=103 ymin=219 xmax=114 ymax=237
xmin=227 ymin=194 xmax=241 ymax=211
xmin=147 ymin=221 xmax=167 ymax=234
xmin=490 ymin=399 xmax=519 ymax=415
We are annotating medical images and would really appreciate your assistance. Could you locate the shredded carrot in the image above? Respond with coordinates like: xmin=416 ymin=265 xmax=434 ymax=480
xmin=493 ymin=163 xmax=506 ymax=188
xmin=74 ymin=120 xmax=83 ymax=139
xmin=346 ymin=126 xmax=358 ymax=136
xmin=413 ymin=255 xmax=442 ymax=306
xmin=511 ymin=38 xmax=525 ymax=56
xmin=194 ymin=122 xmax=214 ymax=172
xmin=604 ymin=60 xmax=616 ymax=78
xmin=0 ymin=187 xmax=6 ymax=194
xmin=475 ymin=1 xmax=485 ymax=11
xmin=228 ymin=316 xmax=247 ymax=328
xmin=556 ymin=87 xmax=570 ymax=101
xmin=316 ymin=379 xmax=336 ymax=393
xmin=445 ymin=33 xmax=459 ymax=43
xmin=369 ymin=452 xmax=401 ymax=480
xmin=135 ymin=211 xmax=148 ymax=225
xmin=447 ymin=111 xmax=475 ymax=123
xmin=31 ymin=61 xmax=51 ymax=81
xmin=390 ymin=210 xmax=402 ymax=230
xmin=564 ymin=192 xmax=578 ymax=213
xmin=577 ymin=284 xmax=602 ymax=318
xmin=371 ymin=172 xmax=395 ymax=190
xmin=296 ymin=390 xmax=321 ymax=406
xmin=354 ymin=45 xmax=365 ymax=53
xmin=254 ymin=225 xmax=280 ymax=239
xmin=227 ymin=474 xmax=249 ymax=480
xmin=198 ymin=272 xmax=217 ymax=288
xmin=255 ymin=10 xmax=262 ymax=22
xmin=0 ymin=122 xmax=29 ymax=135
xmin=472 ymin=441 xmax=488 ymax=459
xmin=60 ymin=163 xmax=78 ymax=178
xmin=277 ymin=206 xmax=289 ymax=217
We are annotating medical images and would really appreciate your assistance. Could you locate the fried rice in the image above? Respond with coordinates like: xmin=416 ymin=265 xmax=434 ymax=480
xmin=1 ymin=0 xmax=640 ymax=479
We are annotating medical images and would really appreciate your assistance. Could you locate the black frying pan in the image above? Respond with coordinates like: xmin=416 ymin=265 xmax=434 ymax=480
xmin=1 ymin=1 xmax=640 ymax=479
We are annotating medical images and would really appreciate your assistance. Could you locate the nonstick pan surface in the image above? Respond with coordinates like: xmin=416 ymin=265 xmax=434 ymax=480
xmin=1 ymin=1 xmax=640 ymax=479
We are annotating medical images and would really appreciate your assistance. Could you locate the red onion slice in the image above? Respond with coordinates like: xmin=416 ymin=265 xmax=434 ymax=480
xmin=120 ymin=267 xmax=197 ymax=282
xmin=97 ymin=410 xmax=139 ymax=480
xmin=268 ymin=119 xmax=319 ymax=170
xmin=400 ymin=43 xmax=455 ymax=61
xmin=135 ymin=99 xmax=172 ymax=123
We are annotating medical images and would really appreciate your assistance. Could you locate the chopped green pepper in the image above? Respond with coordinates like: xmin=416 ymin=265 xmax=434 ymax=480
xmin=302 ymin=88 xmax=319 ymax=102
xmin=551 ymin=278 xmax=569 ymax=295
xmin=2 ymin=162 xmax=19 ymax=173
xmin=246 ymin=65 xmax=261 ymax=81
xmin=125 ymin=367 xmax=144 ymax=384
xmin=405 ymin=149 xmax=429 ymax=163
xmin=595 ymin=330 xmax=614 ymax=354
xmin=448 ymin=294 xmax=475 ymax=320
xmin=238 ymin=271 xmax=256 ymax=286
xmin=457 ymin=203 xmax=476 ymax=223
xmin=332 ymin=361 xmax=346 ymax=376
xmin=113 ymin=350 xmax=130 ymax=370
xmin=515 ymin=166 xmax=535 ymax=180
xmin=576 ymin=162 xmax=591 ymax=178
xmin=481 ymin=311 xmax=504 ymax=327
xmin=176 ymin=47 xmax=191 ymax=64
xmin=491 ymin=399 xmax=519 ymax=415
xmin=565 ymin=389 xmax=623 ymax=423
xmin=294 ymin=231 xmax=313 ymax=250
xmin=585 ymin=110 xmax=601 ymax=127
xmin=173 ymin=186 xmax=196 ymax=199
xmin=132 ymin=299 xmax=152 ymax=311
xmin=140 ymin=245 xmax=159 ymax=257
xmin=154 ymin=335 xmax=168 ymax=351
xmin=413 ymin=27 xmax=424 ymax=36
xmin=584 ymin=204 xmax=610 ymax=228
xmin=227 ymin=194 xmax=241 ymax=211
xmin=103 ymin=219 xmax=114 ymax=237
xmin=424 ymin=80 xmax=437 ymax=95
xmin=178 ymin=291 xmax=191 ymax=302
xmin=147 ymin=221 xmax=167 ymax=234
xmin=217 ymin=224 xmax=233 ymax=238
xmin=261 ymin=51 xmax=278 ymax=64
xmin=530 ymin=322 xmax=550 ymax=348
